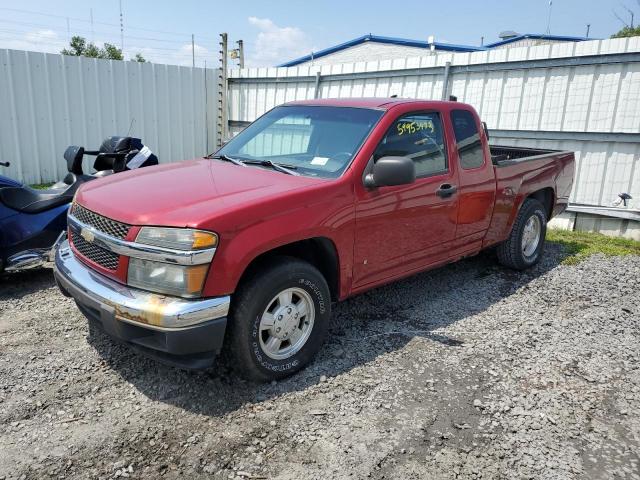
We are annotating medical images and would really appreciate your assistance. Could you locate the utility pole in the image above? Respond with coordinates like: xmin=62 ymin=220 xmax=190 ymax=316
xmin=90 ymin=8 xmax=94 ymax=42
xmin=192 ymin=34 xmax=195 ymax=68
xmin=545 ymin=0 xmax=553 ymax=35
xmin=585 ymin=24 xmax=591 ymax=38
xmin=119 ymin=0 xmax=124 ymax=51
xmin=217 ymin=33 xmax=228 ymax=147
xmin=237 ymin=40 xmax=245 ymax=69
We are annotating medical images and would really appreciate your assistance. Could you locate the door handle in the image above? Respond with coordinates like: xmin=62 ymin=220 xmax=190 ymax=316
xmin=436 ymin=183 xmax=457 ymax=198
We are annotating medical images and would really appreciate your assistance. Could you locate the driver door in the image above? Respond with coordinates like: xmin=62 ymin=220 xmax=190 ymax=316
xmin=352 ymin=111 xmax=459 ymax=290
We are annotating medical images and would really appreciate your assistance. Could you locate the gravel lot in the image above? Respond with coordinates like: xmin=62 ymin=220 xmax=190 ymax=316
xmin=1 ymin=243 xmax=639 ymax=480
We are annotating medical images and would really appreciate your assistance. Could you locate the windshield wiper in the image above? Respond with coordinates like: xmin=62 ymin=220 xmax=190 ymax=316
xmin=208 ymin=154 xmax=247 ymax=166
xmin=209 ymin=154 xmax=298 ymax=175
xmin=243 ymin=159 xmax=299 ymax=176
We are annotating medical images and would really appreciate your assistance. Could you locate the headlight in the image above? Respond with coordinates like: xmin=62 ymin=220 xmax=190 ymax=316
xmin=136 ymin=227 xmax=218 ymax=250
xmin=128 ymin=258 xmax=209 ymax=298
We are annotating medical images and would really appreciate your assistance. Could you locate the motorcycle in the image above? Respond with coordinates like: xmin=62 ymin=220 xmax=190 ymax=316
xmin=0 ymin=136 xmax=158 ymax=273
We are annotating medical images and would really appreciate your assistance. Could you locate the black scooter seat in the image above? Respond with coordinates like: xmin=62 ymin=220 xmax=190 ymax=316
xmin=0 ymin=175 xmax=85 ymax=214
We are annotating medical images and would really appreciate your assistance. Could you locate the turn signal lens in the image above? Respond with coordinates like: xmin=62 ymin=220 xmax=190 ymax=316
xmin=192 ymin=231 xmax=218 ymax=249
xmin=185 ymin=264 xmax=210 ymax=294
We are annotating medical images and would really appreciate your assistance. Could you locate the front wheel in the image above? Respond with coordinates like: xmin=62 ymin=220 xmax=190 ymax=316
xmin=497 ymin=198 xmax=547 ymax=270
xmin=226 ymin=257 xmax=331 ymax=382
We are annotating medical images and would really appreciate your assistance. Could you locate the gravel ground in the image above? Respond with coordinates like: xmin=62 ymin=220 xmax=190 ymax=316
xmin=1 ymin=243 xmax=639 ymax=480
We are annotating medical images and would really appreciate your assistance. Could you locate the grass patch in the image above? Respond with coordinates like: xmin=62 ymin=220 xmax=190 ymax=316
xmin=29 ymin=183 xmax=54 ymax=190
xmin=547 ymin=228 xmax=640 ymax=265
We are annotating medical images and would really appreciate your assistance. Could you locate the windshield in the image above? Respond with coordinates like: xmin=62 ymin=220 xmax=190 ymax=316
xmin=215 ymin=105 xmax=384 ymax=178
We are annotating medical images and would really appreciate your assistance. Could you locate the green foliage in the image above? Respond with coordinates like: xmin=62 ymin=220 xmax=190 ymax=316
xmin=84 ymin=43 xmax=102 ymax=58
xmin=547 ymin=229 xmax=640 ymax=265
xmin=60 ymin=35 xmax=124 ymax=60
xmin=611 ymin=25 xmax=640 ymax=38
xmin=60 ymin=36 xmax=86 ymax=56
xmin=102 ymin=43 xmax=124 ymax=60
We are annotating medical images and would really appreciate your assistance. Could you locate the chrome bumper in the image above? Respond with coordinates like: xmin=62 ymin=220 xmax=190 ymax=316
xmin=53 ymin=235 xmax=230 ymax=330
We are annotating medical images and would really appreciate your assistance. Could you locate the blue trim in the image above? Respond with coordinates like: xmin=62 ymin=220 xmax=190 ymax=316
xmin=483 ymin=33 xmax=589 ymax=48
xmin=278 ymin=34 xmax=484 ymax=67
xmin=278 ymin=33 xmax=592 ymax=68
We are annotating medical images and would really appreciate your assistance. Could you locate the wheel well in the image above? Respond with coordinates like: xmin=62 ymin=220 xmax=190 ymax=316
xmin=527 ymin=187 xmax=554 ymax=219
xmin=237 ymin=238 xmax=340 ymax=302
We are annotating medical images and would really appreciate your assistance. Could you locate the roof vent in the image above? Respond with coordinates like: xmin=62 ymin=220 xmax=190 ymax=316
xmin=498 ymin=30 xmax=519 ymax=40
xmin=427 ymin=35 xmax=436 ymax=51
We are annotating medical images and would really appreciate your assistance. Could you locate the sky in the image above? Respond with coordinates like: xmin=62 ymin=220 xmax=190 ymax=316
xmin=0 ymin=0 xmax=629 ymax=68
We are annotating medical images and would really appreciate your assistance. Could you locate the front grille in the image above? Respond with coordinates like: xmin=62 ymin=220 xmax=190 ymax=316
xmin=71 ymin=204 xmax=130 ymax=239
xmin=71 ymin=231 xmax=120 ymax=271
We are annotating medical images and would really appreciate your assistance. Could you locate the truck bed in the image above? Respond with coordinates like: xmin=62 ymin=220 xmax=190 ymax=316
xmin=490 ymin=145 xmax=564 ymax=166
xmin=483 ymin=146 xmax=576 ymax=247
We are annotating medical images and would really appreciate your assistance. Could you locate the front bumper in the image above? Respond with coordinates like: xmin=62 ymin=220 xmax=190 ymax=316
xmin=53 ymin=235 xmax=231 ymax=369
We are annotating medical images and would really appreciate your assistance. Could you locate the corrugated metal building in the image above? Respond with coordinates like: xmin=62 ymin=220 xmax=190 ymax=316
xmin=229 ymin=37 xmax=640 ymax=239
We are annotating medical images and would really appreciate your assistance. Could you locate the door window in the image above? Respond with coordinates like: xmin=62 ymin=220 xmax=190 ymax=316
xmin=451 ymin=109 xmax=484 ymax=169
xmin=373 ymin=112 xmax=447 ymax=178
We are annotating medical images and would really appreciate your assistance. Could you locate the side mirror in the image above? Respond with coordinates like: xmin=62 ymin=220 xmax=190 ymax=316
xmin=363 ymin=156 xmax=416 ymax=188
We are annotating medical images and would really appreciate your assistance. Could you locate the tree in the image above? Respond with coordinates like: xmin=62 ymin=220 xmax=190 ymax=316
xmin=61 ymin=35 xmax=124 ymax=60
xmin=60 ymin=36 xmax=87 ymax=56
xmin=611 ymin=25 xmax=640 ymax=38
xmin=102 ymin=43 xmax=124 ymax=61
xmin=133 ymin=53 xmax=146 ymax=63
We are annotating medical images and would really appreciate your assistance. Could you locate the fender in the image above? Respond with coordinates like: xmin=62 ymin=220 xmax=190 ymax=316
xmin=483 ymin=159 xmax=560 ymax=248
xmin=201 ymin=181 xmax=356 ymax=299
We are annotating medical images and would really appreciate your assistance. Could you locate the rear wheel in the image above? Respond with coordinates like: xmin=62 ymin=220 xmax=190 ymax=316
xmin=497 ymin=198 xmax=547 ymax=270
xmin=226 ymin=257 xmax=331 ymax=382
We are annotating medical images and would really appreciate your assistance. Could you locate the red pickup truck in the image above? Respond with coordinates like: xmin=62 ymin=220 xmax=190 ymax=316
xmin=53 ymin=98 xmax=574 ymax=381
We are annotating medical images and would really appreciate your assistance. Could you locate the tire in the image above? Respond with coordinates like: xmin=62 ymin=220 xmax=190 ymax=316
xmin=497 ymin=198 xmax=547 ymax=270
xmin=226 ymin=256 xmax=331 ymax=382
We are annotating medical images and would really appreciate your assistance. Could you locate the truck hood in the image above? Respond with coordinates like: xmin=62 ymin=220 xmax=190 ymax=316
xmin=75 ymin=159 xmax=327 ymax=227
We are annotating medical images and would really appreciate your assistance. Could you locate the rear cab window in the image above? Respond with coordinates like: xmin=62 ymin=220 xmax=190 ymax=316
xmin=450 ymin=109 xmax=485 ymax=169
xmin=373 ymin=112 xmax=448 ymax=178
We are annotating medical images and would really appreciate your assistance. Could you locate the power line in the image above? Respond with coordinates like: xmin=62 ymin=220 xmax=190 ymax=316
xmin=0 ymin=29 xmax=212 ymax=59
xmin=0 ymin=7 xmax=219 ymax=42
xmin=0 ymin=8 xmax=256 ymax=63
xmin=0 ymin=18 xmax=204 ymax=46
xmin=0 ymin=8 xmax=248 ymax=67
xmin=0 ymin=20 xmax=241 ymax=61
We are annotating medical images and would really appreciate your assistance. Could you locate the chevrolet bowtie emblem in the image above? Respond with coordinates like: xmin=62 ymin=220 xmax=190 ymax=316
xmin=80 ymin=227 xmax=95 ymax=243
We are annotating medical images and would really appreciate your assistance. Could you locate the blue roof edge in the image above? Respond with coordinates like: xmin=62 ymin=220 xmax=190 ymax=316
xmin=277 ymin=33 xmax=592 ymax=68
xmin=277 ymin=34 xmax=484 ymax=67
xmin=483 ymin=33 xmax=590 ymax=48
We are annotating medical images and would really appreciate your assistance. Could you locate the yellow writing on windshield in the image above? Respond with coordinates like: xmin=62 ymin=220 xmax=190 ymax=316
xmin=397 ymin=120 xmax=434 ymax=136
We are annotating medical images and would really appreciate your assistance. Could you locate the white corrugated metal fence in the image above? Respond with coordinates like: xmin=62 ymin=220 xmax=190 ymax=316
xmin=227 ymin=38 xmax=640 ymax=216
xmin=0 ymin=49 xmax=219 ymax=184
xmin=2 ymin=40 xmax=639 ymax=238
